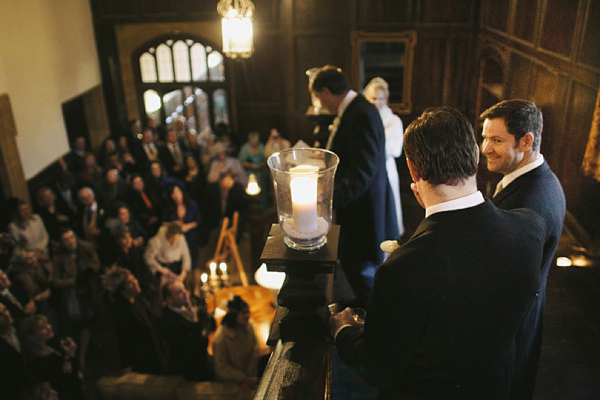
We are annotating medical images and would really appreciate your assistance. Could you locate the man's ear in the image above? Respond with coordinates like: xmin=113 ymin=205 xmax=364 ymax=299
xmin=519 ymin=132 xmax=534 ymax=152
xmin=407 ymin=158 xmax=420 ymax=182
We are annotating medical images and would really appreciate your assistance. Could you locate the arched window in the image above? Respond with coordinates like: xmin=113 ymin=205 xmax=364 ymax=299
xmin=134 ymin=35 xmax=230 ymax=135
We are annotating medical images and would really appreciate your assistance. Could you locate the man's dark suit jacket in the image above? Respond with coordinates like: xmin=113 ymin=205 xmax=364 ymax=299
xmin=0 ymin=334 xmax=28 ymax=398
xmin=492 ymin=161 xmax=566 ymax=400
xmin=330 ymin=94 xmax=399 ymax=304
xmin=160 ymin=306 xmax=214 ymax=381
xmin=335 ymin=200 xmax=546 ymax=399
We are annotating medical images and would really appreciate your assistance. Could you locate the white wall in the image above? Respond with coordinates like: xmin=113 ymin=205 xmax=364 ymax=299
xmin=0 ymin=0 xmax=101 ymax=179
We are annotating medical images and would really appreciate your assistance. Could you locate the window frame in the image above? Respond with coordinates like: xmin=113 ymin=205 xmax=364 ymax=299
xmin=132 ymin=33 xmax=231 ymax=132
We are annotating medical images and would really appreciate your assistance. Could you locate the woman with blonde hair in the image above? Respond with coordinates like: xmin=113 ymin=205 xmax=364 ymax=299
xmin=363 ymin=77 xmax=405 ymax=237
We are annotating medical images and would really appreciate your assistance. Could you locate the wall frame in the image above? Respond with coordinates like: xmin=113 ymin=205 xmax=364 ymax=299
xmin=351 ymin=31 xmax=417 ymax=114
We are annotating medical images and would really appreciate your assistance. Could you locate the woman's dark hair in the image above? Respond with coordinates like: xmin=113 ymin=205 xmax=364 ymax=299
xmin=221 ymin=295 xmax=249 ymax=328
xmin=8 ymin=197 xmax=27 ymax=222
xmin=163 ymin=183 xmax=190 ymax=214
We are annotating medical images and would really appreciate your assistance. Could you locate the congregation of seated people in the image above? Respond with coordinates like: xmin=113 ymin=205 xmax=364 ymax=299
xmin=0 ymin=118 xmax=285 ymax=399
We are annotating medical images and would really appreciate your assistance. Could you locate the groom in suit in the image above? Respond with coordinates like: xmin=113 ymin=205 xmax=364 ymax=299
xmin=310 ymin=66 xmax=398 ymax=307
xmin=481 ymin=99 xmax=566 ymax=400
xmin=330 ymin=107 xmax=547 ymax=399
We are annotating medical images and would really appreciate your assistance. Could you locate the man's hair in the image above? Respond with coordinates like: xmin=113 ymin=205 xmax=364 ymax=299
xmin=404 ymin=107 xmax=478 ymax=185
xmin=165 ymin=223 xmax=183 ymax=240
xmin=480 ymin=99 xmax=543 ymax=151
xmin=309 ymin=65 xmax=350 ymax=95
xmin=161 ymin=280 xmax=176 ymax=301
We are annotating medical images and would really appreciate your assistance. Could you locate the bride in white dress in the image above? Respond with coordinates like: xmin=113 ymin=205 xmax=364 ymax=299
xmin=364 ymin=77 xmax=405 ymax=237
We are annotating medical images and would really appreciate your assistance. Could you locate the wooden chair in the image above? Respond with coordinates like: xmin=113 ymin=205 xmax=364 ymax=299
xmin=208 ymin=211 xmax=249 ymax=287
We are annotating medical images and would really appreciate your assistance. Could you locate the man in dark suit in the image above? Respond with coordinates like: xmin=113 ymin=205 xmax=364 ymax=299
xmin=330 ymin=107 xmax=547 ymax=399
xmin=159 ymin=280 xmax=214 ymax=381
xmin=481 ymin=100 xmax=566 ymax=400
xmin=0 ymin=269 xmax=36 ymax=326
xmin=0 ymin=303 xmax=28 ymax=398
xmin=159 ymin=129 xmax=186 ymax=179
xmin=76 ymin=187 xmax=107 ymax=249
xmin=310 ymin=66 xmax=398 ymax=307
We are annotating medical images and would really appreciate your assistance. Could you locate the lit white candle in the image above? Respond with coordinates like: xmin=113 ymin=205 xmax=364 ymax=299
xmin=201 ymin=273 xmax=208 ymax=289
xmin=219 ymin=262 xmax=228 ymax=280
xmin=290 ymin=176 xmax=318 ymax=233
xmin=209 ymin=262 xmax=217 ymax=280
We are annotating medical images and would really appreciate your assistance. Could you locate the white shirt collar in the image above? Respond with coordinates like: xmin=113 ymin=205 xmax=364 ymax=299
xmin=499 ymin=154 xmax=544 ymax=189
xmin=425 ymin=191 xmax=485 ymax=218
xmin=337 ymin=90 xmax=358 ymax=118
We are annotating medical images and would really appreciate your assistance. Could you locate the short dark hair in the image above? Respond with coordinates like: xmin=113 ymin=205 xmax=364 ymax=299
xmin=161 ymin=280 xmax=176 ymax=301
xmin=404 ymin=107 xmax=478 ymax=186
xmin=221 ymin=295 xmax=249 ymax=328
xmin=165 ymin=223 xmax=183 ymax=240
xmin=480 ymin=99 xmax=543 ymax=151
xmin=310 ymin=65 xmax=350 ymax=95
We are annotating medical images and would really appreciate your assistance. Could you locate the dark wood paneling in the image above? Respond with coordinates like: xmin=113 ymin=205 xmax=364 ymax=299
xmin=507 ymin=53 xmax=533 ymax=99
xmin=234 ymin=32 xmax=284 ymax=103
xmin=579 ymin=0 xmax=600 ymax=69
xmin=561 ymin=82 xmax=597 ymax=210
xmin=412 ymin=36 xmax=447 ymax=110
xmin=482 ymin=0 xmax=509 ymax=33
xmin=421 ymin=0 xmax=473 ymax=24
xmin=513 ymin=0 xmax=539 ymax=42
xmin=294 ymin=0 xmax=349 ymax=29
xmin=141 ymin=0 xmax=177 ymax=16
xmin=540 ymin=0 xmax=578 ymax=57
xmin=253 ymin=0 xmax=280 ymax=27
xmin=356 ymin=0 xmax=411 ymax=26
xmin=294 ymin=35 xmax=348 ymax=114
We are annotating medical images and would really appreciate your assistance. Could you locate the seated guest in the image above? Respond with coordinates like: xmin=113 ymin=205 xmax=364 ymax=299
xmin=22 ymin=314 xmax=83 ymax=400
xmin=36 ymin=186 xmax=76 ymax=243
xmin=206 ymin=143 xmax=247 ymax=186
xmin=264 ymin=128 xmax=291 ymax=159
xmin=76 ymin=153 xmax=103 ymax=189
xmin=7 ymin=251 xmax=53 ymax=326
xmin=160 ymin=280 xmax=215 ymax=381
xmin=144 ymin=224 xmax=191 ymax=285
xmin=127 ymin=174 xmax=162 ymax=237
xmin=163 ymin=184 xmax=203 ymax=270
xmin=183 ymin=153 xmax=206 ymax=208
xmin=133 ymin=128 xmax=160 ymax=172
xmin=76 ymin=187 xmax=107 ymax=248
xmin=94 ymin=169 xmax=128 ymax=214
xmin=0 ymin=268 xmax=36 ymax=326
xmin=203 ymin=169 xmax=249 ymax=239
xmin=0 ymin=303 xmax=28 ymax=399
xmin=66 ymin=136 xmax=87 ymax=175
xmin=105 ymin=203 xmax=147 ymax=247
xmin=329 ymin=107 xmax=546 ymax=398
xmin=102 ymin=267 xmax=167 ymax=374
xmin=104 ymin=229 xmax=154 ymax=297
xmin=52 ymin=228 xmax=101 ymax=369
xmin=212 ymin=296 xmax=259 ymax=391
xmin=145 ymin=161 xmax=169 ymax=204
xmin=8 ymin=198 xmax=52 ymax=265
xmin=54 ymin=169 xmax=78 ymax=215
xmin=97 ymin=138 xmax=119 ymax=170
xmin=159 ymin=129 xmax=186 ymax=179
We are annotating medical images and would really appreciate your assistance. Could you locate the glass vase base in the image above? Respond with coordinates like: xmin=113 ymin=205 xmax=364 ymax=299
xmin=283 ymin=235 xmax=327 ymax=252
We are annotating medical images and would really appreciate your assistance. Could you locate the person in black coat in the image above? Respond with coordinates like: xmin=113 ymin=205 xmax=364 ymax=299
xmin=102 ymin=267 xmax=167 ymax=374
xmin=159 ymin=280 xmax=215 ymax=381
xmin=0 ymin=303 xmax=28 ymax=399
xmin=310 ymin=66 xmax=398 ymax=307
xmin=330 ymin=107 xmax=547 ymax=399
xmin=35 ymin=186 xmax=76 ymax=243
xmin=203 ymin=169 xmax=249 ymax=240
xmin=481 ymin=100 xmax=566 ymax=400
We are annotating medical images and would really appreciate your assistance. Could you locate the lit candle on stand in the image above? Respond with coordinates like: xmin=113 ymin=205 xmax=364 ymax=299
xmin=290 ymin=165 xmax=318 ymax=234
xmin=201 ymin=273 xmax=208 ymax=291
xmin=209 ymin=262 xmax=217 ymax=282
xmin=219 ymin=262 xmax=229 ymax=284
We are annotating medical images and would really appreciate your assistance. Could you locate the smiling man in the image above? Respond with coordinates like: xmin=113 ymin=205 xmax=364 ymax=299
xmin=481 ymin=99 xmax=566 ymax=400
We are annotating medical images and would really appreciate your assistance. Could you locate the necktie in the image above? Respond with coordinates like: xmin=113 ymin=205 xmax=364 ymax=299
xmin=494 ymin=181 xmax=504 ymax=197
xmin=141 ymin=192 xmax=153 ymax=209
